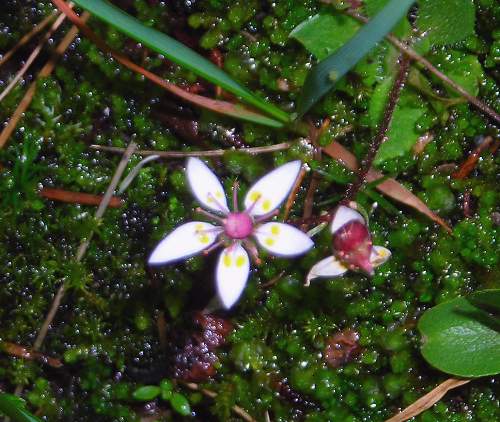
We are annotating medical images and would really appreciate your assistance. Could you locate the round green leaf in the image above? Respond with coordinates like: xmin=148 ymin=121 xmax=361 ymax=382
xmin=170 ymin=393 xmax=191 ymax=416
xmin=132 ymin=386 xmax=161 ymax=401
xmin=418 ymin=295 xmax=500 ymax=377
xmin=467 ymin=289 xmax=500 ymax=315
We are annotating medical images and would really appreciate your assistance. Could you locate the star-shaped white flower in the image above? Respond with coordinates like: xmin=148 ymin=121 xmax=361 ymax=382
xmin=149 ymin=158 xmax=313 ymax=308
xmin=306 ymin=205 xmax=391 ymax=285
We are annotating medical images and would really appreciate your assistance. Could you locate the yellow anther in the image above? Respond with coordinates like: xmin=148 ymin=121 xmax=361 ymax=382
xmin=199 ymin=234 xmax=210 ymax=244
xmin=249 ymin=191 xmax=261 ymax=202
xmin=236 ymin=255 xmax=246 ymax=267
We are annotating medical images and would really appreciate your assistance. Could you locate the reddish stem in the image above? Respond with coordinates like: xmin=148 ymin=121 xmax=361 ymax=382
xmin=40 ymin=187 xmax=123 ymax=208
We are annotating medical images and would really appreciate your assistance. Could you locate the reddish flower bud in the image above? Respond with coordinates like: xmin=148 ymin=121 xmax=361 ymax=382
xmin=332 ymin=220 xmax=374 ymax=276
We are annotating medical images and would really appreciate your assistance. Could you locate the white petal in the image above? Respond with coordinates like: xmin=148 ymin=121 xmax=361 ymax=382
xmin=330 ymin=205 xmax=365 ymax=234
xmin=149 ymin=221 xmax=219 ymax=265
xmin=255 ymin=222 xmax=313 ymax=257
xmin=216 ymin=244 xmax=250 ymax=308
xmin=244 ymin=160 xmax=302 ymax=216
xmin=186 ymin=157 xmax=229 ymax=213
xmin=305 ymin=255 xmax=348 ymax=286
xmin=370 ymin=246 xmax=391 ymax=267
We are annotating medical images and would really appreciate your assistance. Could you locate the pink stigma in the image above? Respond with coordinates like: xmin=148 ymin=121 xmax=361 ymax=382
xmin=224 ymin=212 xmax=253 ymax=239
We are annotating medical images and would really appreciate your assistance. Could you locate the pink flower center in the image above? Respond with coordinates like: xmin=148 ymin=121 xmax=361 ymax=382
xmin=224 ymin=212 xmax=253 ymax=239
xmin=333 ymin=220 xmax=374 ymax=275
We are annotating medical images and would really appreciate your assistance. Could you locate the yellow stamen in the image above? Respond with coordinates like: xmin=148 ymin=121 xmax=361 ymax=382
xmin=236 ymin=255 xmax=246 ymax=267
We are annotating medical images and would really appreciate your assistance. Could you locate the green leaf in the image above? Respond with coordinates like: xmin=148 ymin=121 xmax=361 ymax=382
xmin=132 ymin=386 xmax=161 ymax=401
xmin=296 ymin=0 xmax=415 ymax=117
xmin=368 ymin=79 xmax=428 ymax=164
xmin=0 ymin=393 xmax=42 ymax=422
xmin=290 ymin=14 xmax=361 ymax=60
xmin=436 ymin=53 xmax=483 ymax=98
xmin=467 ymin=290 xmax=500 ymax=315
xmin=72 ymin=0 xmax=289 ymax=123
xmin=416 ymin=0 xmax=476 ymax=46
xmin=418 ymin=295 xmax=500 ymax=377
xmin=170 ymin=393 xmax=191 ymax=416
xmin=160 ymin=379 xmax=173 ymax=401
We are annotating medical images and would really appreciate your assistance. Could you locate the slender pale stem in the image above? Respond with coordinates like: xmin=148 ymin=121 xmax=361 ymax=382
xmin=0 ymin=11 xmax=67 ymax=103
xmin=90 ymin=142 xmax=293 ymax=158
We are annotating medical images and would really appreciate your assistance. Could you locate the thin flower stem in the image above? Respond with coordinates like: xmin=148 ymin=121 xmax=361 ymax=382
xmin=346 ymin=10 xmax=500 ymax=125
xmin=344 ymin=55 xmax=410 ymax=203
xmin=0 ymin=11 xmax=58 ymax=69
xmin=0 ymin=11 xmax=67 ymax=103
xmin=14 ymin=142 xmax=137 ymax=397
xmin=90 ymin=142 xmax=292 ymax=158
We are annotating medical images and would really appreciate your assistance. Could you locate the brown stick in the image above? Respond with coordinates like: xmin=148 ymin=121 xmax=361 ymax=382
xmin=1 ymin=342 xmax=63 ymax=368
xmin=28 ymin=142 xmax=136 ymax=367
xmin=182 ymin=382 xmax=257 ymax=422
xmin=344 ymin=55 xmax=410 ymax=202
xmin=386 ymin=378 xmax=470 ymax=422
xmin=452 ymin=136 xmax=496 ymax=179
xmin=0 ymin=11 xmax=58 ymax=69
xmin=0 ymin=12 xmax=68 ymax=103
xmin=40 ymin=187 xmax=123 ymax=208
xmin=346 ymin=10 xmax=500 ymax=125
xmin=283 ymin=167 xmax=307 ymax=221
xmin=0 ymin=12 xmax=91 ymax=149
xmin=90 ymin=142 xmax=292 ymax=158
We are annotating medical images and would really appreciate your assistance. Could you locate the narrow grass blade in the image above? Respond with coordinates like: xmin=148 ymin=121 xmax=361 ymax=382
xmin=72 ymin=0 xmax=289 ymax=123
xmin=0 ymin=393 xmax=42 ymax=422
xmin=296 ymin=0 xmax=415 ymax=117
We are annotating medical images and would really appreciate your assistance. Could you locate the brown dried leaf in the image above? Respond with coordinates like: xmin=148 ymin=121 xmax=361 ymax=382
xmin=323 ymin=141 xmax=452 ymax=233
xmin=2 ymin=341 xmax=63 ymax=368
xmin=385 ymin=378 xmax=470 ymax=422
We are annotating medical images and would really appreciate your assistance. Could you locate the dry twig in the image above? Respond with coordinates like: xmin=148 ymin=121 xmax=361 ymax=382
xmin=1 ymin=342 xmax=63 ymax=368
xmin=452 ymin=136 xmax=497 ymax=179
xmin=40 ymin=187 xmax=123 ymax=208
xmin=386 ymin=378 xmax=470 ymax=422
xmin=90 ymin=142 xmax=292 ymax=158
xmin=0 ymin=12 xmax=91 ymax=149
xmin=0 ymin=11 xmax=58 ymax=69
xmin=13 ymin=142 xmax=137 ymax=398
xmin=0 ymin=11 xmax=67 ymax=102
xmin=182 ymin=382 xmax=256 ymax=422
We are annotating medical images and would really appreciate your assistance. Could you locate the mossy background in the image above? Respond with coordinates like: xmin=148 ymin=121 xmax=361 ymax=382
xmin=0 ymin=0 xmax=499 ymax=420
